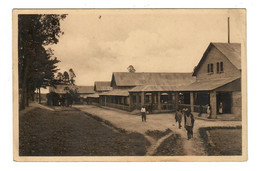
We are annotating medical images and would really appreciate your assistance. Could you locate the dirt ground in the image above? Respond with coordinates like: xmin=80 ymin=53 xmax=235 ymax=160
xmin=19 ymin=107 xmax=150 ymax=156
xmin=199 ymin=127 xmax=242 ymax=155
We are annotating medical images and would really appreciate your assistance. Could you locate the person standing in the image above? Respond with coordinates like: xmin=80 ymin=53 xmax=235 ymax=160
xmin=141 ymin=106 xmax=146 ymax=122
xmin=175 ymin=108 xmax=183 ymax=129
xmin=198 ymin=105 xmax=203 ymax=117
xmin=184 ymin=109 xmax=195 ymax=140
xmin=207 ymin=104 xmax=212 ymax=119
xmin=218 ymin=102 xmax=223 ymax=114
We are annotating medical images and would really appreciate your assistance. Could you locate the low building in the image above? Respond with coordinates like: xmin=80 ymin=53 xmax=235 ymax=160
xmin=48 ymin=85 xmax=95 ymax=105
xmin=100 ymin=72 xmax=195 ymax=112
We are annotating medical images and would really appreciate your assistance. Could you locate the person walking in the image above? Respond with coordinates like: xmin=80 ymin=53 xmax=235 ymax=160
xmin=175 ymin=108 xmax=183 ymax=129
xmin=141 ymin=106 xmax=146 ymax=122
xmin=184 ymin=108 xmax=195 ymax=140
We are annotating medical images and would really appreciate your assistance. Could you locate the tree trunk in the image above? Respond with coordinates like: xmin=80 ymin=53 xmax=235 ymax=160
xmin=38 ymin=87 xmax=41 ymax=104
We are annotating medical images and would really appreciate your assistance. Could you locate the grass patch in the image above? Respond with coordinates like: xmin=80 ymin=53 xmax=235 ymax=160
xmin=19 ymin=107 xmax=150 ymax=156
xmin=145 ymin=128 xmax=172 ymax=140
xmin=153 ymin=134 xmax=184 ymax=156
xmin=199 ymin=126 xmax=242 ymax=156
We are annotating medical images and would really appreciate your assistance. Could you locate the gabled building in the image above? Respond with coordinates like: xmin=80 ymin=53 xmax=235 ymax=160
xmin=100 ymin=72 xmax=196 ymax=112
xmin=180 ymin=42 xmax=241 ymax=119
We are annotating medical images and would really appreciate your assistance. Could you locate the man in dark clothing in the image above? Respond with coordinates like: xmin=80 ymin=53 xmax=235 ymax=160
xmin=184 ymin=108 xmax=195 ymax=140
xmin=175 ymin=108 xmax=183 ymax=129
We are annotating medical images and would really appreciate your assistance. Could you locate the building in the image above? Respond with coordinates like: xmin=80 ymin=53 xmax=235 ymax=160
xmin=48 ymin=85 xmax=95 ymax=105
xmin=180 ymin=42 xmax=241 ymax=119
xmin=99 ymin=72 xmax=195 ymax=112
xmin=87 ymin=81 xmax=112 ymax=105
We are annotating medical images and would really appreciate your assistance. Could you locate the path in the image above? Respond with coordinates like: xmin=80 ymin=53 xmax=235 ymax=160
xmin=74 ymin=105 xmax=242 ymax=156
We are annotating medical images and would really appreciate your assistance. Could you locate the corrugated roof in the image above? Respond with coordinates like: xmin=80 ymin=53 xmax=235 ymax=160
xmin=87 ymin=93 xmax=100 ymax=98
xmin=193 ymin=43 xmax=241 ymax=76
xmin=100 ymin=89 xmax=129 ymax=96
xmin=112 ymin=72 xmax=196 ymax=87
xmin=94 ymin=81 xmax=112 ymax=91
xmin=179 ymin=77 xmax=240 ymax=91
xmin=76 ymin=86 xmax=95 ymax=94
xmin=129 ymin=85 xmax=180 ymax=92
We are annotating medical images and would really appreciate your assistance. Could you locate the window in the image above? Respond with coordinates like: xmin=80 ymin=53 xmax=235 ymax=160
xmin=217 ymin=62 xmax=220 ymax=73
xmin=220 ymin=62 xmax=224 ymax=72
xmin=207 ymin=63 xmax=214 ymax=74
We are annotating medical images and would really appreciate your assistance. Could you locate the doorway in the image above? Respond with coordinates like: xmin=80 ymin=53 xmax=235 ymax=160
xmin=217 ymin=92 xmax=232 ymax=114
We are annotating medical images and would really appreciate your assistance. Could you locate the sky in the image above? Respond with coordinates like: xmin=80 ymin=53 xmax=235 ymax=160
xmin=49 ymin=9 xmax=245 ymax=87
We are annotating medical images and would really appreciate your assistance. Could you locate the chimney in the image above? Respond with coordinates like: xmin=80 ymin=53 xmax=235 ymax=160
xmin=228 ymin=17 xmax=230 ymax=43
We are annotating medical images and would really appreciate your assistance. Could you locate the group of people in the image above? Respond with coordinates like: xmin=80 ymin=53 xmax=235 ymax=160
xmin=141 ymin=105 xmax=195 ymax=140
xmin=175 ymin=107 xmax=195 ymax=140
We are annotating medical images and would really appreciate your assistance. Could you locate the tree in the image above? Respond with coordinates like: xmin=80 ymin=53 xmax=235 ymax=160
xmin=127 ymin=65 xmax=136 ymax=73
xmin=18 ymin=14 xmax=66 ymax=109
xmin=63 ymin=71 xmax=69 ymax=83
xmin=69 ymin=68 xmax=76 ymax=85
xmin=56 ymin=72 xmax=63 ymax=81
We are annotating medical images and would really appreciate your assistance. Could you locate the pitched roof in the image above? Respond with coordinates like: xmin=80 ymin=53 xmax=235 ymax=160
xmin=179 ymin=76 xmax=240 ymax=91
xmin=193 ymin=43 xmax=241 ymax=76
xmin=100 ymin=89 xmax=129 ymax=96
xmin=76 ymin=86 xmax=95 ymax=94
xmin=94 ymin=81 xmax=112 ymax=91
xmin=112 ymin=72 xmax=196 ymax=87
xmin=129 ymin=85 xmax=180 ymax=92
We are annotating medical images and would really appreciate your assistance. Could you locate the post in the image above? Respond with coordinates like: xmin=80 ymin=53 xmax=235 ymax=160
xmin=228 ymin=17 xmax=230 ymax=43
xmin=175 ymin=92 xmax=179 ymax=110
xmin=129 ymin=94 xmax=132 ymax=111
xmin=158 ymin=92 xmax=161 ymax=111
xmin=141 ymin=92 xmax=145 ymax=107
xmin=190 ymin=92 xmax=194 ymax=112
xmin=105 ymin=96 xmax=107 ymax=106
xmin=210 ymin=91 xmax=217 ymax=119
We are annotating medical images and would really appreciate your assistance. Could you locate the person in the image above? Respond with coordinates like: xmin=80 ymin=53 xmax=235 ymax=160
xmin=184 ymin=108 xmax=195 ymax=140
xmin=175 ymin=108 xmax=183 ymax=129
xmin=198 ymin=105 xmax=203 ymax=117
xmin=218 ymin=102 xmax=223 ymax=114
xmin=141 ymin=106 xmax=146 ymax=122
xmin=207 ymin=104 xmax=212 ymax=119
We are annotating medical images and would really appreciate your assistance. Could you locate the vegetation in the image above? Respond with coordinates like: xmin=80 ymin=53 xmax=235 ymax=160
xmin=19 ymin=107 xmax=150 ymax=156
xmin=18 ymin=14 xmax=66 ymax=109
xmin=127 ymin=65 xmax=136 ymax=73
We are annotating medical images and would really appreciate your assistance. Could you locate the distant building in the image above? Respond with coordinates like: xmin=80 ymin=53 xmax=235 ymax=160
xmin=48 ymin=85 xmax=95 ymax=105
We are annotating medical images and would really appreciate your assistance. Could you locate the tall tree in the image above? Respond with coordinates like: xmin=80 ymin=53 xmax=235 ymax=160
xmin=127 ymin=65 xmax=136 ymax=73
xmin=69 ymin=68 xmax=76 ymax=85
xmin=18 ymin=14 xmax=66 ymax=109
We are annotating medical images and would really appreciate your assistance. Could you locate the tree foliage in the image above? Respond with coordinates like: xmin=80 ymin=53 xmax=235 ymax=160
xmin=18 ymin=14 xmax=66 ymax=109
xmin=127 ymin=65 xmax=136 ymax=73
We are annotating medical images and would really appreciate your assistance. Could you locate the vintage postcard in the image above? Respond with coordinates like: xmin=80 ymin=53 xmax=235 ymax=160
xmin=13 ymin=9 xmax=247 ymax=161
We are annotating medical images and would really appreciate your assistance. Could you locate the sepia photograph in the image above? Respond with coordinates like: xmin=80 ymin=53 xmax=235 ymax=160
xmin=13 ymin=9 xmax=247 ymax=161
